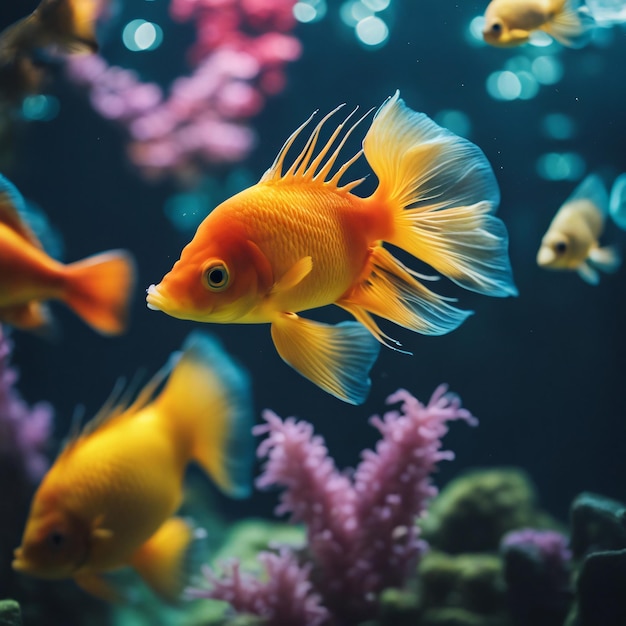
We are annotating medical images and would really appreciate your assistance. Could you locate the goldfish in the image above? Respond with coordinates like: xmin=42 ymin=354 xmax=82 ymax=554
xmin=482 ymin=0 xmax=595 ymax=48
xmin=0 ymin=0 xmax=100 ymax=104
xmin=13 ymin=331 xmax=255 ymax=602
xmin=146 ymin=92 xmax=517 ymax=404
xmin=536 ymin=173 xmax=620 ymax=284
xmin=0 ymin=174 xmax=135 ymax=335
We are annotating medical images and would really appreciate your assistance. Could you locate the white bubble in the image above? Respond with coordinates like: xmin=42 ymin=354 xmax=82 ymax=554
xmin=542 ymin=113 xmax=576 ymax=140
xmin=486 ymin=71 xmax=522 ymax=100
xmin=340 ymin=0 xmax=367 ymax=26
xmin=528 ymin=30 xmax=554 ymax=47
xmin=531 ymin=56 xmax=563 ymax=85
xmin=355 ymin=15 xmax=389 ymax=46
xmin=434 ymin=110 xmax=472 ymax=138
xmin=536 ymin=152 xmax=586 ymax=181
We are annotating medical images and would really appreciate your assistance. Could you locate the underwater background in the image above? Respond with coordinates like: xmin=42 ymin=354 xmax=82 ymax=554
xmin=1 ymin=0 xmax=625 ymax=625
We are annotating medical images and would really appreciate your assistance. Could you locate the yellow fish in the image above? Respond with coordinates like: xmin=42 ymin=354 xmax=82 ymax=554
xmin=0 ymin=0 xmax=100 ymax=104
xmin=147 ymin=92 xmax=517 ymax=405
xmin=537 ymin=173 xmax=620 ymax=284
xmin=12 ymin=332 xmax=255 ymax=602
xmin=482 ymin=0 xmax=595 ymax=47
xmin=0 ymin=174 xmax=135 ymax=335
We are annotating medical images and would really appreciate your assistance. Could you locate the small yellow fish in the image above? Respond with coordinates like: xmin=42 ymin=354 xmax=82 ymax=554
xmin=0 ymin=174 xmax=135 ymax=335
xmin=147 ymin=92 xmax=517 ymax=405
xmin=482 ymin=0 xmax=595 ymax=48
xmin=537 ymin=174 xmax=620 ymax=284
xmin=0 ymin=0 xmax=100 ymax=104
xmin=12 ymin=331 xmax=255 ymax=602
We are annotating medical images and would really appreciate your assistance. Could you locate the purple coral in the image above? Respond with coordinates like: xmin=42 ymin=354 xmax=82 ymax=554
xmin=193 ymin=385 xmax=476 ymax=625
xmin=65 ymin=0 xmax=301 ymax=182
xmin=0 ymin=326 xmax=53 ymax=482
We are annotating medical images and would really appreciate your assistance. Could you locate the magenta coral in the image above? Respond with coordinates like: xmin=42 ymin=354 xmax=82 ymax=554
xmin=193 ymin=385 xmax=476 ymax=625
xmin=0 ymin=326 xmax=53 ymax=482
xmin=65 ymin=0 xmax=301 ymax=182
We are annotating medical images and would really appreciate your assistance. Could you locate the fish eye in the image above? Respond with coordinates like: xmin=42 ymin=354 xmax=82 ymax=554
xmin=203 ymin=262 xmax=229 ymax=291
xmin=554 ymin=241 xmax=567 ymax=254
xmin=47 ymin=531 xmax=66 ymax=550
xmin=490 ymin=21 xmax=502 ymax=33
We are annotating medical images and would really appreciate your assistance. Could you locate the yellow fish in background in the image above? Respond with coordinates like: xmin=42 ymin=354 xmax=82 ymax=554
xmin=147 ymin=91 xmax=518 ymax=405
xmin=0 ymin=174 xmax=135 ymax=335
xmin=13 ymin=332 xmax=255 ymax=602
xmin=537 ymin=173 xmax=621 ymax=284
xmin=482 ymin=0 xmax=595 ymax=48
xmin=0 ymin=0 xmax=100 ymax=104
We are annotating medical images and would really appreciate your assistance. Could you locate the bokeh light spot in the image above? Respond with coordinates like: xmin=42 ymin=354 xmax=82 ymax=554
xmin=536 ymin=152 xmax=586 ymax=181
xmin=516 ymin=71 xmax=539 ymax=100
xmin=531 ymin=56 xmax=563 ymax=85
xmin=21 ymin=95 xmax=60 ymax=121
xmin=122 ymin=19 xmax=163 ymax=52
xmin=466 ymin=15 xmax=486 ymax=45
xmin=486 ymin=71 xmax=522 ymax=100
xmin=362 ymin=0 xmax=391 ymax=11
xmin=542 ymin=113 xmax=576 ymax=140
xmin=355 ymin=15 xmax=389 ymax=46
xmin=294 ymin=0 xmax=327 ymax=23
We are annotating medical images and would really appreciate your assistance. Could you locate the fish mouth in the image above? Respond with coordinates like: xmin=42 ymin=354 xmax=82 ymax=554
xmin=536 ymin=247 xmax=556 ymax=267
xmin=146 ymin=284 xmax=167 ymax=312
xmin=12 ymin=547 xmax=31 ymax=574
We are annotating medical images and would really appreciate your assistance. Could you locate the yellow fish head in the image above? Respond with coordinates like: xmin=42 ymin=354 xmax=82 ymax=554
xmin=483 ymin=0 xmax=533 ymax=46
xmin=12 ymin=500 xmax=90 ymax=580
xmin=147 ymin=216 xmax=274 ymax=324
xmin=536 ymin=233 xmax=571 ymax=269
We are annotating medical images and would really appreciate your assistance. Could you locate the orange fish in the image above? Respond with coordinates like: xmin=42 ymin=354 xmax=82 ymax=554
xmin=13 ymin=331 xmax=255 ymax=602
xmin=0 ymin=174 xmax=135 ymax=335
xmin=0 ymin=0 xmax=100 ymax=104
xmin=147 ymin=92 xmax=517 ymax=404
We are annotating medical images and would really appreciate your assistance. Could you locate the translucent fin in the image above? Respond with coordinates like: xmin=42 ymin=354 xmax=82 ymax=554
xmin=544 ymin=0 xmax=595 ymax=48
xmin=153 ymin=331 xmax=255 ymax=498
xmin=63 ymin=250 xmax=136 ymax=335
xmin=588 ymin=246 xmax=621 ymax=273
xmin=0 ymin=174 xmax=43 ymax=248
xmin=364 ymin=91 xmax=517 ymax=298
xmin=130 ymin=517 xmax=206 ymax=603
xmin=260 ymin=104 xmax=370 ymax=192
xmin=609 ymin=173 xmax=626 ymax=230
xmin=577 ymin=261 xmax=600 ymax=285
xmin=338 ymin=246 xmax=472 ymax=349
xmin=271 ymin=313 xmax=380 ymax=405
xmin=565 ymin=173 xmax=609 ymax=214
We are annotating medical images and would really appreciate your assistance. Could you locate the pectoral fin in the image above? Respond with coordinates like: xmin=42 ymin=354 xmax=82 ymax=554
xmin=577 ymin=261 xmax=600 ymax=285
xmin=271 ymin=256 xmax=313 ymax=295
xmin=271 ymin=312 xmax=380 ymax=404
xmin=545 ymin=0 xmax=595 ymax=48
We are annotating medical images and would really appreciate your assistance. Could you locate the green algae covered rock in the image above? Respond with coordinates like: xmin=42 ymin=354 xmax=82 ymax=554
xmin=0 ymin=600 xmax=21 ymax=626
xmin=421 ymin=468 xmax=560 ymax=554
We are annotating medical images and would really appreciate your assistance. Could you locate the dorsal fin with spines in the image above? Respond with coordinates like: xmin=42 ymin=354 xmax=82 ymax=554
xmin=260 ymin=104 xmax=374 ymax=193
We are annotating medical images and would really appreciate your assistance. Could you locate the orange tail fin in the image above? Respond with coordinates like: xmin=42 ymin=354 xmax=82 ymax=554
xmin=64 ymin=250 xmax=136 ymax=335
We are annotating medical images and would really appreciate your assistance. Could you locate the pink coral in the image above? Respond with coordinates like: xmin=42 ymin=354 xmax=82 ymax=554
xmin=0 ymin=326 xmax=53 ymax=482
xmin=193 ymin=385 xmax=476 ymax=625
xmin=65 ymin=0 xmax=301 ymax=182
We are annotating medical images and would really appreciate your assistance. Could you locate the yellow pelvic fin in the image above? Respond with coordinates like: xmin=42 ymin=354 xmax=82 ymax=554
xmin=270 ymin=312 xmax=380 ymax=405
xmin=130 ymin=517 xmax=206 ymax=604
xmin=271 ymin=256 xmax=313 ymax=295
xmin=364 ymin=91 xmax=517 ymax=298
xmin=153 ymin=332 xmax=255 ymax=498
xmin=74 ymin=572 xmax=126 ymax=604
xmin=544 ymin=0 xmax=595 ymax=48
xmin=338 ymin=246 xmax=472 ymax=349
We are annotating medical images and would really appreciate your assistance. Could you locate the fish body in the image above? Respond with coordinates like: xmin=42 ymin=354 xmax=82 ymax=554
xmin=482 ymin=0 xmax=595 ymax=47
xmin=147 ymin=92 xmax=517 ymax=405
xmin=537 ymin=174 xmax=620 ymax=284
xmin=13 ymin=332 xmax=255 ymax=601
xmin=0 ymin=174 xmax=136 ymax=335
xmin=0 ymin=0 xmax=100 ymax=104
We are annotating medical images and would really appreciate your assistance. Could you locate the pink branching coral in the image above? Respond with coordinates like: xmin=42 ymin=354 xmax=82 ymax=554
xmin=0 ymin=326 xmax=53 ymax=482
xmin=65 ymin=0 xmax=301 ymax=182
xmin=193 ymin=385 xmax=477 ymax=625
